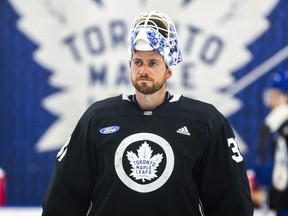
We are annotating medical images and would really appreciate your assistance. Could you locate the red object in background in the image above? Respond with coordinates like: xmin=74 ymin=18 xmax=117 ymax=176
xmin=247 ymin=169 xmax=257 ymax=190
xmin=0 ymin=168 xmax=5 ymax=206
xmin=247 ymin=169 xmax=265 ymax=207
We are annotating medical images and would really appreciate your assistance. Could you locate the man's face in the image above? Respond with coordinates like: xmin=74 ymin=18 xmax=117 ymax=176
xmin=263 ymin=88 xmax=286 ymax=109
xmin=130 ymin=50 xmax=171 ymax=95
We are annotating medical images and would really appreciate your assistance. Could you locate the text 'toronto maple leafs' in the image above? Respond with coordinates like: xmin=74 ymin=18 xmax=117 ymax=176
xmin=126 ymin=142 xmax=163 ymax=182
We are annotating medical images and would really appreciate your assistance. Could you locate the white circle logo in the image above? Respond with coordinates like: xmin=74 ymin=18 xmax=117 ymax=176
xmin=114 ymin=133 xmax=175 ymax=193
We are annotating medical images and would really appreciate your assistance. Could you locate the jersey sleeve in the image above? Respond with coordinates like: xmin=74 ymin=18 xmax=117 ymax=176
xmin=195 ymin=110 xmax=254 ymax=216
xmin=42 ymin=108 xmax=97 ymax=216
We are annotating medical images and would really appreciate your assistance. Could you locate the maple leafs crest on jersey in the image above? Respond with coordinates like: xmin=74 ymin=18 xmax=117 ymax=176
xmin=127 ymin=141 xmax=163 ymax=182
xmin=115 ymin=133 xmax=174 ymax=193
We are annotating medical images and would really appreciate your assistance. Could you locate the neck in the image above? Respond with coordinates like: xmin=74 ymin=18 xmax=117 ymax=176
xmin=135 ymin=88 xmax=167 ymax=110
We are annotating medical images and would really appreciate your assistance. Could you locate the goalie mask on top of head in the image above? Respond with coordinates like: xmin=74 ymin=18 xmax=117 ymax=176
xmin=128 ymin=11 xmax=183 ymax=69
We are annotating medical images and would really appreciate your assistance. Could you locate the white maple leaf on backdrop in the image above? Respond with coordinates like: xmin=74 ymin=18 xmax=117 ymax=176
xmin=8 ymin=0 xmax=279 ymax=152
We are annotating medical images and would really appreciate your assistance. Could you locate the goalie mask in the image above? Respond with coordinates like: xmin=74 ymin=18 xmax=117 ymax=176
xmin=128 ymin=11 xmax=183 ymax=69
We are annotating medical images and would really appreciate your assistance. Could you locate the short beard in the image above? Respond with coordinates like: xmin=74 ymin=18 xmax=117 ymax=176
xmin=132 ymin=77 xmax=166 ymax=95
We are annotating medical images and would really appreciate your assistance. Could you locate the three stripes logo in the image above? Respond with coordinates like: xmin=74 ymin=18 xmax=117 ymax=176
xmin=176 ymin=126 xmax=190 ymax=136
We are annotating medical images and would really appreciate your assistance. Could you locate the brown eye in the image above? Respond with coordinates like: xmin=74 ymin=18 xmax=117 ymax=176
xmin=149 ymin=61 xmax=158 ymax=67
xmin=133 ymin=60 xmax=142 ymax=66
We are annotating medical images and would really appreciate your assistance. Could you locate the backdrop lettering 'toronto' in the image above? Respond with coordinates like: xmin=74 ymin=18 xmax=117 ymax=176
xmin=1 ymin=0 xmax=288 ymax=205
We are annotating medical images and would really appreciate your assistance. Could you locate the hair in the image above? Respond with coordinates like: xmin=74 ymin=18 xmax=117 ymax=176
xmin=137 ymin=17 xmax=168 ymax=38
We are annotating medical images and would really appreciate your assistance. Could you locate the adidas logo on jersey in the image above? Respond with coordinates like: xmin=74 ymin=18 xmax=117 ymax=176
xmin=176 ymin=126 xmax=190 ymax=136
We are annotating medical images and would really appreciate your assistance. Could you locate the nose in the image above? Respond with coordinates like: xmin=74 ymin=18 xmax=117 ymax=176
xmin=139 ymin=64 xmax=149 ymax=76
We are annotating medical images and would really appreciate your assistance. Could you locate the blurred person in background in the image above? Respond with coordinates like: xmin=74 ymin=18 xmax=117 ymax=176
xmin=257 ymin=70 xmax=288 ymax=216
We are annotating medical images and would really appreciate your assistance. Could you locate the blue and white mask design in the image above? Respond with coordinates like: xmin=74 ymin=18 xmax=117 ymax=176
xmin=128 ymin=11 xmax=183 ymax=69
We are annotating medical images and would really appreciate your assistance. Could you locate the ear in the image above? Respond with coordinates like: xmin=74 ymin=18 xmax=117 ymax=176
xmin=166 ymin=68 xmax=172 ymax=79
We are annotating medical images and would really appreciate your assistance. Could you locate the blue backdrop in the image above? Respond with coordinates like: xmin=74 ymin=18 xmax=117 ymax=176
xmin=1 ymin=0 xmax=288 ymax=205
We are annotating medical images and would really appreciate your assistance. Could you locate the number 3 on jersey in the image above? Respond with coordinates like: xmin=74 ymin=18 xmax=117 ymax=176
xmin=227 ymin=138 xmax=243 ymax=163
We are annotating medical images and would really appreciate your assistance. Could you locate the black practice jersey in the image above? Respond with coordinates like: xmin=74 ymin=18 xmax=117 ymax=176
xmin=269 ymin=119 xmax=288 ymax=212
xmin=42 ymin=94 xmax=253 ymax=216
